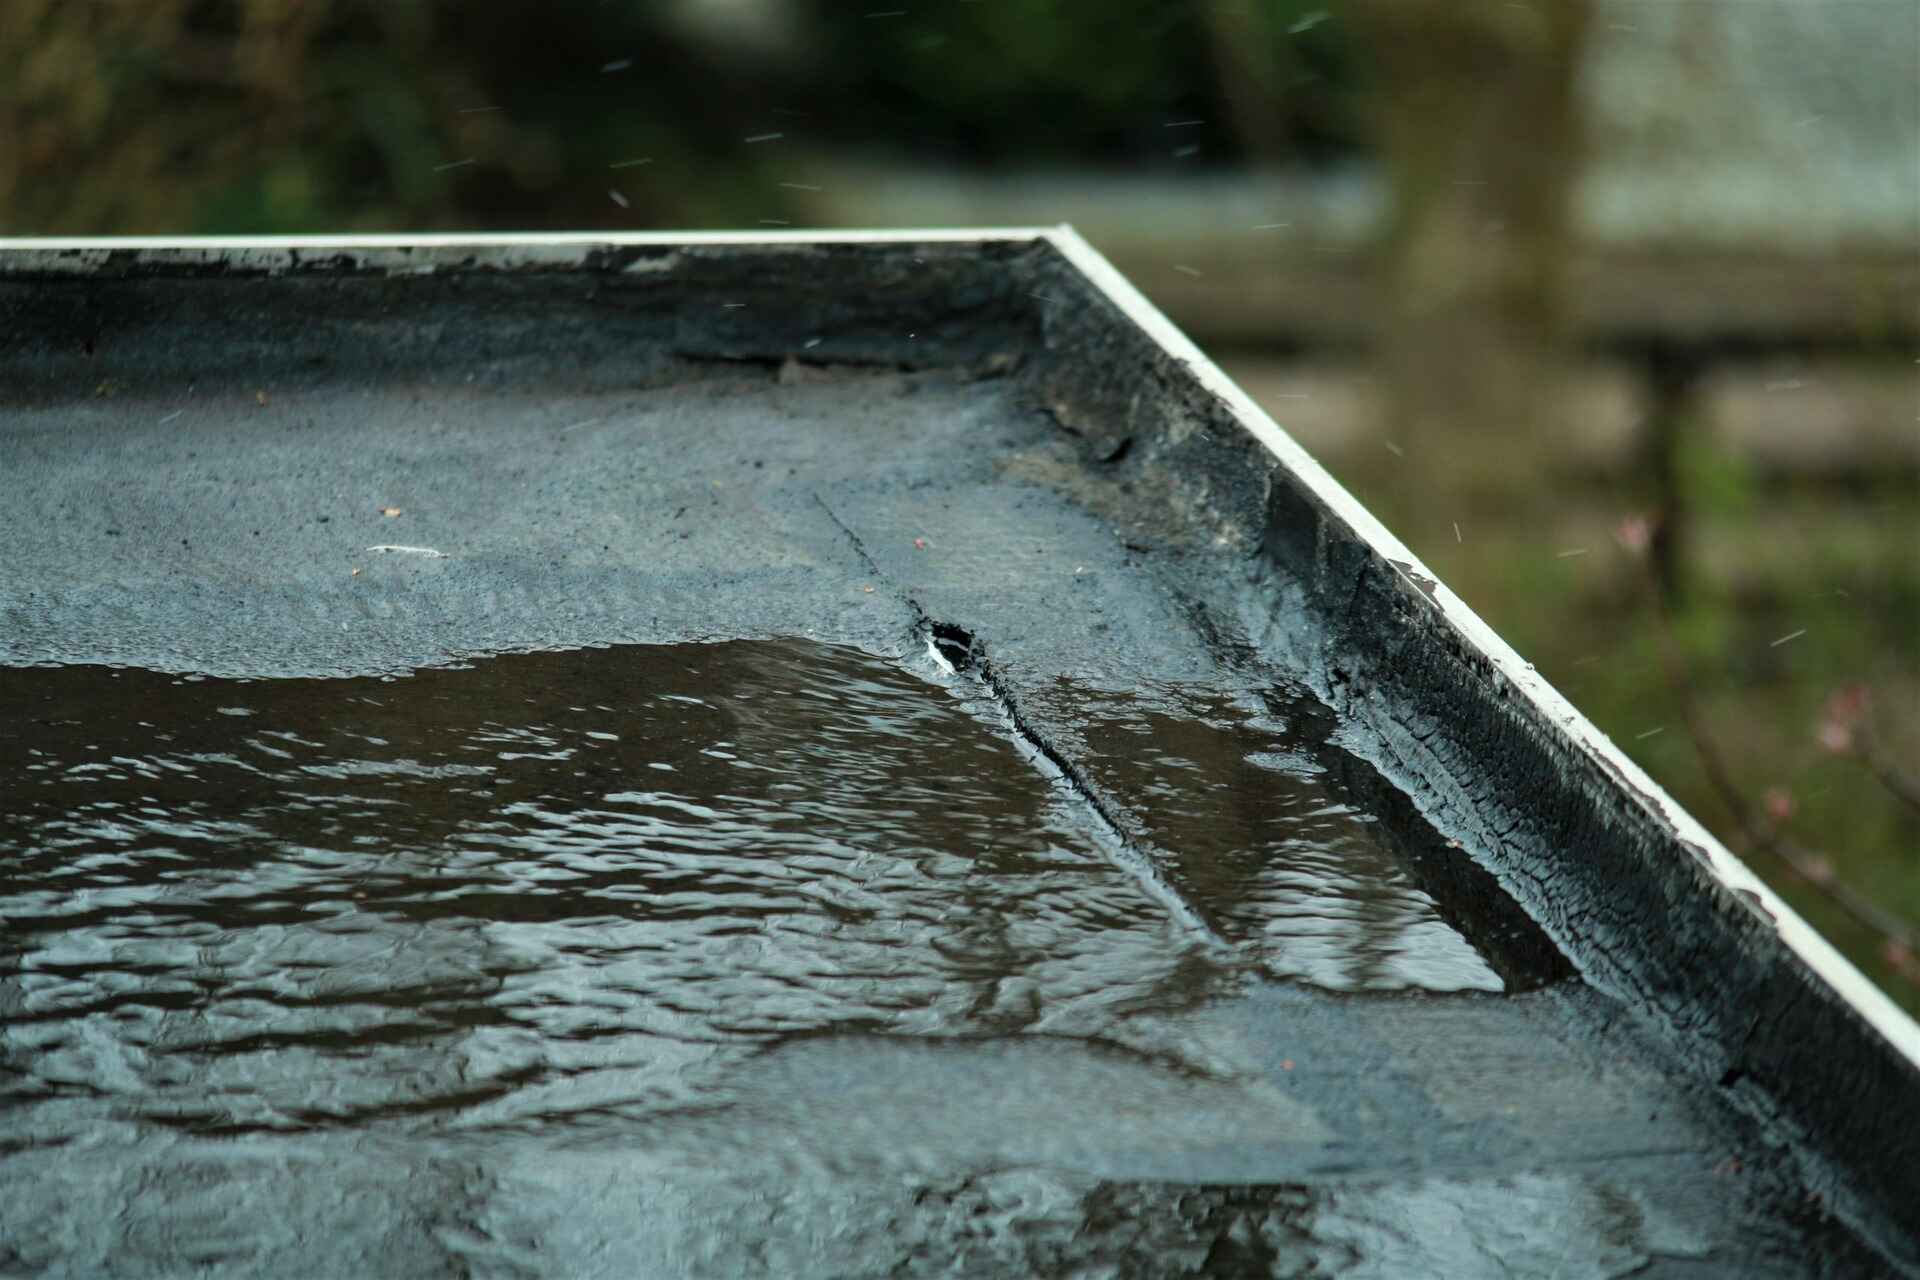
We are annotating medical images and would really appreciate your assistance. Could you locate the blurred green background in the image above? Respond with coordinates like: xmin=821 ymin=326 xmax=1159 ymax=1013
xmin=5 ymin=0 xmax=1915 ymax=1008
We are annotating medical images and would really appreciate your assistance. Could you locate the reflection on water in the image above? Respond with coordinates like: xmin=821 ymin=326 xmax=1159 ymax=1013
xmin=0 ymin=639 xmax=1537 ymax=1274
xmin=1026 ymin=679 xmax=1505 ymax=993
xmin=0 ymin=1135 xmax=1711 ymax=1279
xmin=1 ymin=642 xmax=1231 ymax=1140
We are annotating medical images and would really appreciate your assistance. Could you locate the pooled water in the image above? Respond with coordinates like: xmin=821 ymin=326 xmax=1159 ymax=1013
xmin=1023 ymin=677 xmax=1506 ymax=994
xmin=0 ymin=639 xmax=1526 ymax=1274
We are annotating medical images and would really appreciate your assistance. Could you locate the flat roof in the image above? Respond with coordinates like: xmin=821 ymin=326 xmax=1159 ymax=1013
xmin=1 ymin=232 xmax=1914 ymax=1275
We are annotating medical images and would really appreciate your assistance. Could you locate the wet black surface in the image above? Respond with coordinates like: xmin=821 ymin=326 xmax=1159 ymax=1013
xmin=1021 ymin=678 xmax=1505 ymax=994
xmin=0 ymin=643 xmax=1890 ymax=1276
xmin=0 ymin=642 xmax=1502 ymax=1145
xmin=0 ymin=643 xmax=1183 ymax=1137
xmin=0 ymin=246 xmax=1906 ymax=1274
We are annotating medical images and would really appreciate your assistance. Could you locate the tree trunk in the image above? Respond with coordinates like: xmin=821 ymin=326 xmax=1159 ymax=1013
xmin=1347 ymin=0 xmax=1594 ymax=498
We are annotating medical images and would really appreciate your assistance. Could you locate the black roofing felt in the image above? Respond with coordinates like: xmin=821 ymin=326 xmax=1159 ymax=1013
xmin=1 ymin=234 xmax=1914 ymax=1276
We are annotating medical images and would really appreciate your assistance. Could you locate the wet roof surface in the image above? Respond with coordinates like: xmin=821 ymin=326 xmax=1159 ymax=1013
xmin=0 ymin=243 xmax=1908 ymax=1276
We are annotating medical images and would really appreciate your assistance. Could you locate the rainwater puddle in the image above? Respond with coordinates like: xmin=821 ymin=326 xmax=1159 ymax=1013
xmin=1 ymin=641 xmax=1226 ymax=1140
xmin=1025 ymin=678 xmax=1506 ymax=994
xmin=0 ymin=639 xmax=1543 ymax=1275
